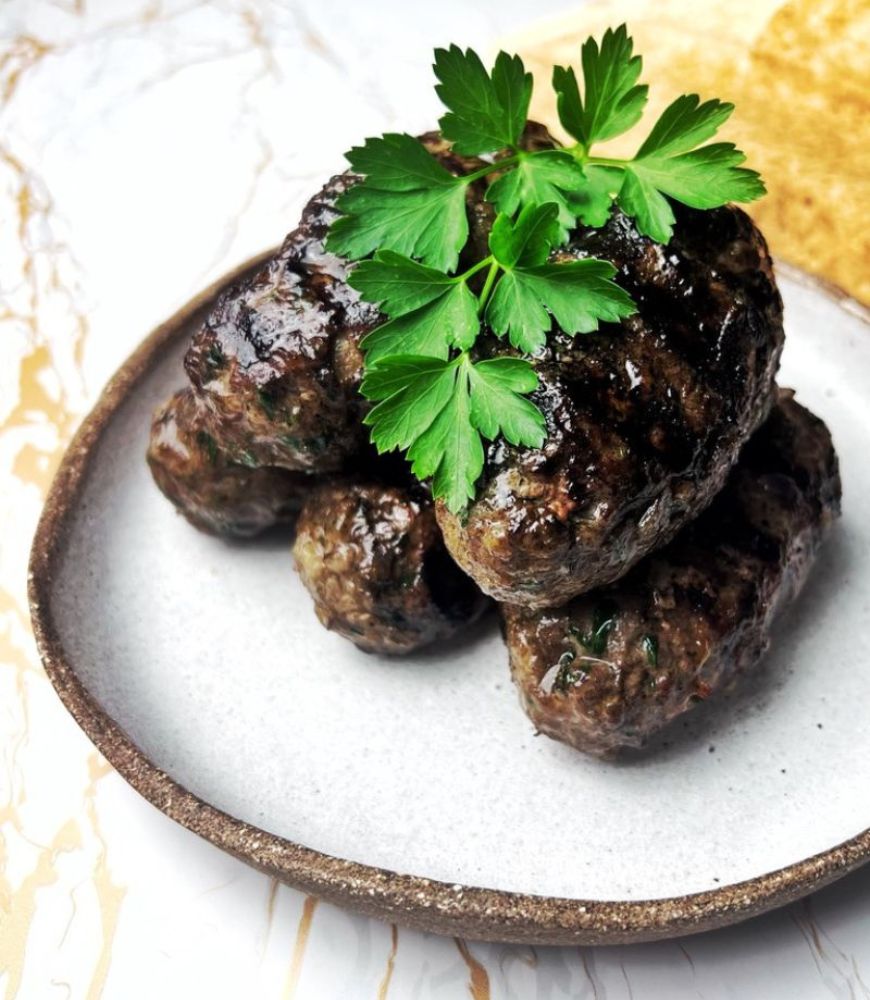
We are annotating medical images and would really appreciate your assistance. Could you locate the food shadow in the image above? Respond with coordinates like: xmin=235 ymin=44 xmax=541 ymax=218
xmin=616 ymin=523 xmax=851 ymax=766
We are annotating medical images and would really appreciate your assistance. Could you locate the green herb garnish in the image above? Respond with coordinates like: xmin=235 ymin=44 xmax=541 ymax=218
xmin=553 ymin=649 xmax=587 ymax=693
xmin=327 ymin=134 xmax=473 ymax=272
xmin=361 ymin=354 xmax=545 ymax=513
xmin=641 ymin=633 xmax=659 ymax=668
xmin=485 ymin=204 xmax=635 ymax=355
xmin=326 ymin=24 xmax=764 ymax=512
xmin=569 ymin=603 xmax=618 ymax=657
xmin=196 ymin=429 xmax=219 ymax=466
xmin=610 ymin=94 xmax=766 ymax=243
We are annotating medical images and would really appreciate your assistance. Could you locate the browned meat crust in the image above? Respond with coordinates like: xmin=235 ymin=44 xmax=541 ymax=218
xmin=152 ymin=126 xmax=784 ymax=579
xmin=181 ymin=173 xmax=378 ymax=473
xmin=147 ymin=390 xmax=311 ymax=537
xmin=149 ymin=134 xmax=492 ymax=536
xmin=293 ymin=480 xmax=488 ymax=654
xmin=181 ymin=135 xmax=492 ymax=474
xmin=502 ymin=391 xmax=841 ymax=756
xmin=437 ymin=203 xmax=785 ymax=608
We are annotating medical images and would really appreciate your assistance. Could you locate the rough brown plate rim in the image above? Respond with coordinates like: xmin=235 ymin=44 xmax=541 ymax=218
xmin=27 ymin=253 xmax=870 ymax=946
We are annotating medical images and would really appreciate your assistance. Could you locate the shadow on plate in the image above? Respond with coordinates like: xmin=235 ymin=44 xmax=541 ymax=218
xmin=615 ymin=523 xmax=851 ymax=766
xmin=190 ymin=506 xmax=851 ymax=766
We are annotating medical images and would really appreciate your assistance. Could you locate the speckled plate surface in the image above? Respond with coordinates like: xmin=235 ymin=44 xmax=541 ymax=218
xmin=29 ymin=257 xmax=870 ymax=945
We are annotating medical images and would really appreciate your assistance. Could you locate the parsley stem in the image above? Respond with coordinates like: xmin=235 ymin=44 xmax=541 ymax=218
xmin=461 ymin=155 xmax=521 ymax=184
xmin=477 ymin=261 xmax=501 ymax=316
xmin=462 ymin=146 xmax=601 ymax=186
xmin=458 ymin=255 xmax=494 ymax=282
xmin=586 ymin=155 xmax=629 ymax=168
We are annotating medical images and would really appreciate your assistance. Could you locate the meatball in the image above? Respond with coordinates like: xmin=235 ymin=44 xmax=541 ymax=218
xmin=149 ymin=132 xmax=495 ymax=534
xmin=437 ymin=203 xmax=784 ymax=608
xmin=293 ymin=480 xmax=488 ymax=654
xmin=181 ymin=134 xmax=493 ymax=473
xmin=147 ymin=390 xmax=311 ymax=537
xmin=502 ymin=391 xmax=841 ymax=756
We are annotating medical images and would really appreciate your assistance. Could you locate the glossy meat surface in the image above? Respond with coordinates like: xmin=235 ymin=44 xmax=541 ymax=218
xmin=182 ymin=174 xmax=377 ymax=473
xmin=293 ymin=479 xmax=488 ymax=654
xmin=438 ymin=203 xmax=784 ymax=608
xmin=147 ymin=390 xmax=311 ymax=537
xmin=149 ymin=134 xmax=492 ymax=538
xmin=182 ymin=135 xmax=491 ymax=473
xmin=503 ymin=391 xmax=841 ymax=756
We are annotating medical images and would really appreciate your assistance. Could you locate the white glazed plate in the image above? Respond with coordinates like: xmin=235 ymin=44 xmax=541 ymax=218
xmin=29 ymin=258 xmax=870 ymax=944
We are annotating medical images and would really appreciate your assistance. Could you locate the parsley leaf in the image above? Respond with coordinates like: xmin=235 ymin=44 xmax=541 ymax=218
xmin=327 ymin=182 xmax=469 ymax=273
xmin=359 ymin=356 xmax=446 ymax=401
xmin=361 ymin=288 xmax=479 ymax=364
xmin=362 ymin=354 xmax=545 ymax=512
xmin=618 ymin=95 xmax=766 ymax=241
xmin=486 ymin=205 xmax=636 ymax=353
xmin=350 ymin=250 xmax=479 ymax=362
xmin=326 ymin=30 xmax=764 ymax=511
xmin=487 ymin=261 xmax=636 ymax=354
xmin=434 ymin=46 xmax=532 ymax=155
xmin=407 ymin=368 xmax=484 ymax=513
xmin=635 ymin=94 xmax=734 ymax=158
xmin=488 ymin=203 xmax=560 ymax=267
xmin=616 ymin=170 xmax=673 ymax=247
xmin=552 ymin=24 xmax=648 ymax=148
xmin=326 ymin=135 xmax=471 ymax=271
xmin=467 ymin=358 xmax=546 ymax=446
xmin=350 ymin=251 xmax=460 ymax=314
xmin=637 ymin=144 xmax=766 ymax=207
xmin=570 ymin=164 xmax=624 ymax=228
xmin=341 ymin=133 xmax=460 ymax=190
xmin=361 ymin=356 xmax=457 ymax=453
xmin=487 ymin=150 xmax=588 ymax=239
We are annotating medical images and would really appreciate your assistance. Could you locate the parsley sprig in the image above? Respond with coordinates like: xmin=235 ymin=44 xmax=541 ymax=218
xmin=362 ymin=354 xmax=544 ymax=512
xmin=326 ymin=25 xmax=764 ymax=512
xmin=349 ymin=204 xmax=634 ymax=511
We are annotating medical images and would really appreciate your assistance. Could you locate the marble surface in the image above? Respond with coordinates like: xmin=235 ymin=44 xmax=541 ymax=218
xmin=3 ymin=1 xmax=870 ymax=997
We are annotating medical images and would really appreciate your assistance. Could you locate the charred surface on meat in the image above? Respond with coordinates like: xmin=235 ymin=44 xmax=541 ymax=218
xmin=503 ymin=391 xmax=841 ymax=756
xmin=293 ymin=479 xmax=489 ymax=654
xmin=438 ymin=203 xmax=784 ymax=608
xmin=150 ymin=134 xmax=492 ymax=531
xmin=182 ymin=134 xmax=493 ymax=473
xmin=154 ymin=124 xmax=784 ymax=569
xmin=147 ymin=390 xmax=311 ymax=537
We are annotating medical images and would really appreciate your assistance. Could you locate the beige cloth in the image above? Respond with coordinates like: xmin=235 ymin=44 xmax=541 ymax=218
xmin=502 ymin=0 xmax=870 ymax=303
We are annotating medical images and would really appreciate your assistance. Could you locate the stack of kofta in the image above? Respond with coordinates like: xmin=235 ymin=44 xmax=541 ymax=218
xmin=148 ymin=128 xmax=841 ymax=756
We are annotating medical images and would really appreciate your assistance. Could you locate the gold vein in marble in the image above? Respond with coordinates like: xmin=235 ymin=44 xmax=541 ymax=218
xmin=1 ymin=25 xmax=108 ymax=996
xmin=81 ymin=755 xmax=126 ymax=1000
xmin=283 ymin=895 xmax=318 ymax=999
xmin=377 ymin=924 xmax=399 ymax=1000
xmin=262 ymin=876 xmax=280 ymax=950
xmin=0 ymin=35 xmax=53 ymax=104
xmin=454 ymin=938 xmax=491 ymax=1000
xmin=0 ymin=819 xmax=81 ymax=999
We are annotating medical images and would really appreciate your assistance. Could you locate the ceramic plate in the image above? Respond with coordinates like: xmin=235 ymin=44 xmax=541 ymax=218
xmin=30 ymin=257 xmax=870 ymax=945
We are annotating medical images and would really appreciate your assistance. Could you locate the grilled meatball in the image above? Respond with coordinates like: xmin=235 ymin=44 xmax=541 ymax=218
xmin=148 ymin=390 xmax=311 ymax=537
xmin=149 ymin=133 xmax=493 ymax=536
xmin=182 ymin=135 xmax=493 ymax=473
xmin=437 ymin=204 xmax=784 ymax=608
xmin=503 ymin=391 xmax=841 ymax=756
xmin=293 ymin=479 xmax=488 ymax=654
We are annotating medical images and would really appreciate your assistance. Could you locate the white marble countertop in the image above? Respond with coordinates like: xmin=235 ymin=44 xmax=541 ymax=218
xmin=2 ymin=1 xmax=869 ymax=997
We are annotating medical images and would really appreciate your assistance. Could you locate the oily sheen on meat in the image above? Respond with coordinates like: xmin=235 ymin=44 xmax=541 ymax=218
xmin=148 ymin=125 xmax=785 ymax=645
xmin=502 ymin=392 xmax=841 ymax=755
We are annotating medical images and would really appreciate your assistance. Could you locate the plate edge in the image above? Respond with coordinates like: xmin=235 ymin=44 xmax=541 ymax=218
xmin=26 ymin=252 xmax=870 ymax=946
